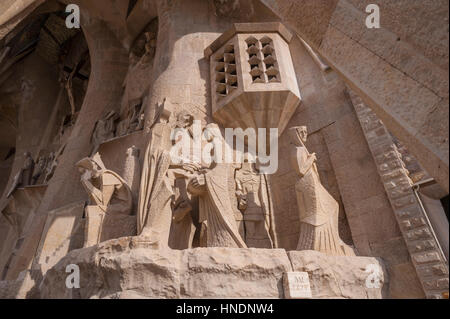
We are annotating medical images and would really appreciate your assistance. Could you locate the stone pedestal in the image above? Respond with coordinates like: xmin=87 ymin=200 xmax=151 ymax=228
xmin=39 ymin=237 xmax=388 ymax=299
xmin=283 ymin=272 xmax=312 ymax=299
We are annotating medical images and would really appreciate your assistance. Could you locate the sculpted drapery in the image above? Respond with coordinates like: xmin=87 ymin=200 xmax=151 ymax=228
xmin=188 ymin=124 xmax=247 ymax=248
xmin=137 ymin=146 xmax=173 ymax=245
xmin=289 ymin=126 xmax=355 ymax=257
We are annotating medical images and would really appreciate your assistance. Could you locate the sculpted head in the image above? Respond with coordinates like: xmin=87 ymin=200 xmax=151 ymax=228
xmin=76 ymin=153 xmax=105 ymax=178
xmin=176 ymin=111 xmax=194 ymax=129
xmin=288 ymin=126 xmax=308 ymax=146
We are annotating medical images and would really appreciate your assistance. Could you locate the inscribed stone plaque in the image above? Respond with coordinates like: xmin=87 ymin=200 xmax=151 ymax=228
xmin=283 ymin=271 xmax=312 ymax=299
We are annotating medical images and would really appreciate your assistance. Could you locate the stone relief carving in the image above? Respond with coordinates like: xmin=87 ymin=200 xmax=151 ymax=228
xmin=129 ymin=19 xmax=157 ymax=66
xmin=116 ymin=99 xmax=145 ymax=137
xmin=137 ymin=110 xmax=200 ymax=248
xmin=187 ymin=124 xmax=247 ymax=248
xmin=31 ymin=156 xmax=47 ymax=185
xmin=212 ymin=0 xmax=254 ymax=20
xmin=77 ymin=153 xmax=134 ymax=247
xmin=235 ymin=156 xmax=276 ymax=248
xmin=44 ymin=143 xmax=67 ymax=184
xmin=91 ymin=110 xmax=119 ymax=155
xmin=6 ymin=152 xmax=34 ymax=198
xmin=288 ymin=126 xmax=355 ymax=257
xmin=76 ymin=153 xmax=132 ymax=216
xmin=122 ymin=146 xmax=141 ymax=205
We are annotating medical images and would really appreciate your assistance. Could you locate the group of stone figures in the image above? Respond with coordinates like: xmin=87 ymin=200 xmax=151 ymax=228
xmin=6 ymin=150 xmax=62 ymax=198
xmin=91 ymin=101 xmax=145 ymax=155
xmin=76 ymin=110 xmax=355 ymax=256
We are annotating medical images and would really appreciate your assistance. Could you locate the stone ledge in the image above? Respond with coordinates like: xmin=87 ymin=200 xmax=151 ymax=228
xmin=34 ymin=237 xmax=387 ymax=299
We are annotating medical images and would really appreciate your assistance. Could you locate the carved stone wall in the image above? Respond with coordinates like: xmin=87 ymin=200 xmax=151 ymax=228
xmin=350 ymin=89 xmax=449 ymax=299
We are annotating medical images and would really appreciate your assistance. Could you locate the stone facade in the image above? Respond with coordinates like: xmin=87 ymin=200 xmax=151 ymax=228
xmin=0 ymin=0 xmax=448 ymax=299
xmin=350 ymin=90 xmax=449 ymax=299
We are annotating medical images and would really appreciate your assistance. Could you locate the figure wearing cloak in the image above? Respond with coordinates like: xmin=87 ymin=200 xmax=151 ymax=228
xmin=76 ymin=153 xmax=132 ymax=216
xmin=235 ymin=158 xmax=277 ymax=248
xmin=188 ymin=124 xmax=247 ymax=248
xmin=289 ymin=126 xmax=355 ymax=256
xmin=137 ymin=112 xmax=199 ymax=248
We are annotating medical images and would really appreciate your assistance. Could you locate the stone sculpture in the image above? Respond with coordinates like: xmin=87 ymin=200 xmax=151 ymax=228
xmin=122 ymin=146 xmax=141 ymax=206
xmin=32 ymin=156 xmax=47 ymax=185
xmin=77 ymin=153 xmax=134 ymax=247
xmin=91 ymin=111 xmax=119 ymax=155
xmin=235 ymin=156 xmax=275 ymax=248
xmin=76 ymin=153 xmax=132 ymax=216
xmin=116 ymin=99 xmax=144 ymax=137
xmin=289 ymin=126 xmax=355 ymax=256
xmin=187 ymin=123 xmax=247 ymax=248
xmin=168 ymin=111 xmax=199 ymax=249
xmin=137 ymin=111 xmax=199 ymax=248
xmin=44 ymin=144 xmax=66 ymax=184
xmin=6 ymin=152 xmax=34 ymax=198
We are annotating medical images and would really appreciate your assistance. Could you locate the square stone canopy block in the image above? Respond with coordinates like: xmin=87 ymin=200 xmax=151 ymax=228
xmin=205 ymin=23 xmax=302 ymax=139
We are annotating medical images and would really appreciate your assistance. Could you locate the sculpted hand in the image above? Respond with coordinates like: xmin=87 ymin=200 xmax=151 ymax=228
xmin=187 ymin=174 xmax=207 ymax=195
xmin=82 ymin=170 xmax=92 ymax=180
xmin=182 ymin=162 xmax=202 ymax=173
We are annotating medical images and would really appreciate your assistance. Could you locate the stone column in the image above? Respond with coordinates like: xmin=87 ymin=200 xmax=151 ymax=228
xmin=4 ymin=15 xmax=129 ymax=281
xmin=143 ymin=0 xmax=229 ymax=130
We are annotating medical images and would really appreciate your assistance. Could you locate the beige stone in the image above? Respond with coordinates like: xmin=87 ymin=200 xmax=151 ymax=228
xmin=288 ymin=250 xmax=387 ymax=299
xmin=289 ymin=126 xmax=355 ymax=257
xmin=283 ymin=272 xmax=312 ymax=299
xmin=38 ymin=237 xmax=387 ymax=299
xmin=0 ymin=0 xmax=447 ymax=300
xmin=261 ymin=0 xmax=449 ymax=193
xmin=205 ymin=23 xmax=301 ymax=141
xmin=34 ymin=201 xmax=85 ymax=275
xmin=83 ymin=206 xmax=136 ymax=248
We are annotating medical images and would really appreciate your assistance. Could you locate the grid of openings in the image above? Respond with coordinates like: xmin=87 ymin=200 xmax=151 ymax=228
xmin=215 ymin=43 xmax=238 ymax=100
xmin=246 ymin=36 xmax=280 ymax=83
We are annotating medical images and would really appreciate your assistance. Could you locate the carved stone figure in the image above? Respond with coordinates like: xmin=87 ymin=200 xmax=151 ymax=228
xmin=43 ymin=152 xmax=56 ymax=184
xmin=54 ymin=113 xmax=78 ymax=146
xmin=32 ymin=156 xmax=47 ymax=185
xmin=289 ymin=126 xmax=355 ymax=256
xmin=187 ymin=123 xmax=247 ymax=248
xmin=140 ymin=32 xmax=157 ymax=65
xmin=129 ymin=22 xmax=157 ymax=66
xmin=116 ymin=99 xmax=144 ymax=137
xmin=6 ymin=152 xmax=34 ymax=198
xmin=22 ymin=152 xmax=34 ymax=187
xmin=77 ymin=153 xmax=134 ymax=247
xmin=91 ymin=111 xmax=119 ymax=155
xmin=169 ymin=178 xmax=196 ymax=250
xmin=76 ymin=153 xmax=132 ymax=216
xmin=137 ymin=111 xmax=199 ymax=248
xmin=44 ymin=144 xmax=66 ymax=184
xmin=122 ymin=146 xmax=141 ymax=206
xmin=235 ymin=157 xmax=275 ymax=248
xmin=168 ymin=112 xmax=199 ymax=249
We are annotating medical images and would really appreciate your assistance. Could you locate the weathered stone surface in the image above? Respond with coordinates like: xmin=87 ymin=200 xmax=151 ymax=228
xmin=0 ymin=0 xmax=446 ymax=300
xmin=261 ymin=0 xmax=449 ymax=193
xmin=38 ymin=237 xmax=388 ymax=299
xmin=288 ymin=250 xmax=388 ymax=299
